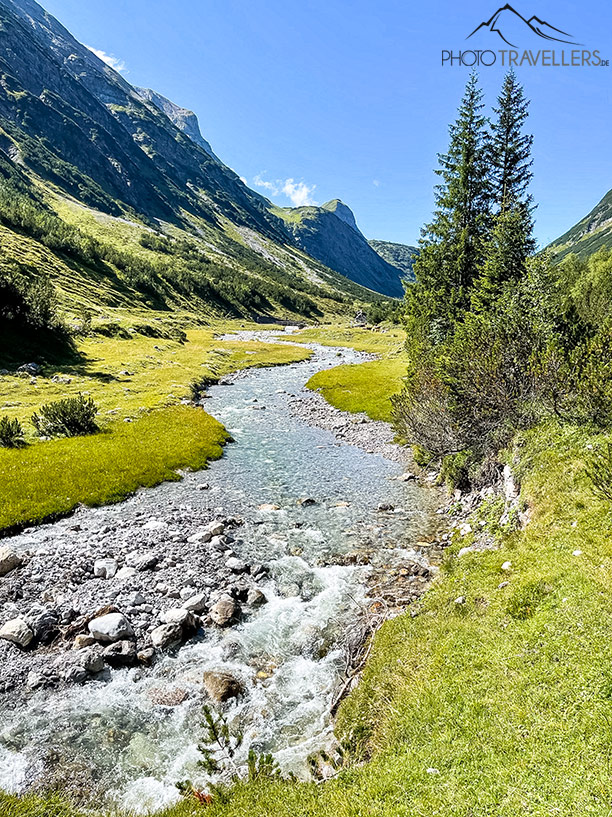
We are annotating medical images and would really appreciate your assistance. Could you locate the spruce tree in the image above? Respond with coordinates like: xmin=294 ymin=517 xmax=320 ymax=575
xmin=412 ymin=72 xmax=491 ymax=328
xmin=490 ymin=70 xmax=533 ymax=213
xmin=473 ymin=71 xmax=535 ymax=310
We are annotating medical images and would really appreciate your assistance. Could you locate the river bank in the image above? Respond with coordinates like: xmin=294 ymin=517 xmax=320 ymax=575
xmin=0 ymin=334 xmax=440 ymax=812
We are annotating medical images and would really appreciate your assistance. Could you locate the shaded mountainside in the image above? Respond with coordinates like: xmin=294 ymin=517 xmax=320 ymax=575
xmin=0 ymin=0 xmax=396 ymax=332
xmin=368 ymin=239 xmax=417 ymax=281
xmin=549 ymin=188 xmax=612 ymax=260
xmin=274 ymin=199 xmax=409 ymax=298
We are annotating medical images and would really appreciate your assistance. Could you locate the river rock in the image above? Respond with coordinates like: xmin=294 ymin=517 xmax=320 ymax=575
xmin=226 ymin=557 xmax=248 ymax=573
xmin=73 ymin=634 xmax=96 ymax=650
xmin=103 ymin=640 xmax=137 ymax=668
xmin=210 ymin=595 xmax=239 ymax=627
xmin=137 ymin=647 xmax=156 ymax=665
xmin=258 ymin=503 xmax=281 ymax=512
xmin=160 ymin=607 xmax=196 ymax=628
xmin=206 ymin=521 xmax=225 ymax=537
xmin=182 ymin=592 xmax=207 ymax=613
xmin=297 ymin=497 xmax=317 ymax=507
xmin=88 ymin=612 xmax=134 ymax=643
xmin=79 ymin=648 xmax=105 ymax=674
xmin=187 ymin=529 xmax=212 ymax=544
xmin=0 ymin=618 xmax=34 ymax=647
xmin=150 ymin=623 xmax=183 ymax=650
xmin=29 ymin=610 xmax=59 ymax=645
xmin=246 ymin=588 xmax=267 ymax=607
xmin=115 ymin=566 xmax=137 ymax=581
xmin=63 ymin=664 xmax=88 ymax=685
xmin=202 ymin=671 xmax=244 ymax=703
xmin=0 ymin=548 xmax=22 ymax=577
xmin=93 ymin=558 xmax=118 ymax=579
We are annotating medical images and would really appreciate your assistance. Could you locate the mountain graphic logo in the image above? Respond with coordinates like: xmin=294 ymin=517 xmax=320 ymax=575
xmin=467 ymin=4 xmax=580 ymax=48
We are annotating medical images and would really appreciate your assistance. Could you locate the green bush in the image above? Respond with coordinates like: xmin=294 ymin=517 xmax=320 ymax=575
xmin=32 ymin=394 xmax=99 ymax=438
xmin=586 ymin=442 xmax=612 ymax=503
xmin=0 ymin=415 xmax=24 ymax=447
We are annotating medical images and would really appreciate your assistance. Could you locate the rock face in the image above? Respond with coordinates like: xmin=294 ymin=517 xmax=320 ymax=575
xmin=283 ymin=202 xmax=407 ymax=297
xmin=202 ymin=671 xmax=244 ymax=703
xmin=136 ymin=87 xmax=220 ymax=161
xmin=88 ymin=613 xmax=133 ymax=643
xmin=0 ymin=548 xmax=22 ymax=576
xmin=0 ymin=618 xmax=33 ymax=647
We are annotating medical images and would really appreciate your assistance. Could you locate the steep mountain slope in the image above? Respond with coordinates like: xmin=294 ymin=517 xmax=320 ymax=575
xmin=273 ymin=199 xmax=408 ymax=297
xmin=549 ymin=188 xmax=612 ymax=260
xmin=368 ymin=239 xmax=417 ymax=281
xmin=136 ymin=87 xmax=220 ymax=162
xmin=0 ymin=0 xmax=393 ymax=330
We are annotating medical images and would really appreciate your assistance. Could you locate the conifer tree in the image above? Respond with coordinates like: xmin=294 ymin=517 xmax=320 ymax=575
xmin=411 ymin=72 xmax=491 ymax=327
xmin=473 ymin=71 xmax=535 ymax=310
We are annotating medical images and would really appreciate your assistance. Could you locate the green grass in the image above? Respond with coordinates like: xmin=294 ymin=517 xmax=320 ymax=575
xmin=0 ymin=326 xmax=311 ymax=530
xmin=0 ymin=405 xmax=228 ymax=531
xmin=307 ymin=358 xmax=407 ymax=422
xmin=293 ymin=325 xmax=407 ymax=422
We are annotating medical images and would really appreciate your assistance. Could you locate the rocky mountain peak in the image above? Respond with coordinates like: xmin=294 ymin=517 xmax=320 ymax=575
xmin=321 ymin=199 xmax=362 ymax=236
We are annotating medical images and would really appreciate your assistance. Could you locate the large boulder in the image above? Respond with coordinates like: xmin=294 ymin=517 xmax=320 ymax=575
xmin=202 ymin=671 xmax=244 ymax=703
xmin=103 ymin=640 xmax=137 ymax=668
xmin=150 ymin=622 xmax=183 ymax=650
xmin=88 ymin=612 xmax=133 ymax=643
xmin=0 ymin=547 xmax=22 ymax=577
xmin=210 ymin=595 xmax=239 ymax=627
xmin=0 ymin=617 xmax=33 ymax=647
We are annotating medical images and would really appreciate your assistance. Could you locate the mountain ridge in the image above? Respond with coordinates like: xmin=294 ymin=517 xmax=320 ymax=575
xmin=0 ymin=0 xmax=410 ymax=313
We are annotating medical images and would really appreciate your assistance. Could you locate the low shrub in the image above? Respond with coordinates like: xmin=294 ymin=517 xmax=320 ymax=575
xmin=31 ymin=394 xmax=99 ymax=438
xmin=0 ymin=415 xmax=24 ymax=447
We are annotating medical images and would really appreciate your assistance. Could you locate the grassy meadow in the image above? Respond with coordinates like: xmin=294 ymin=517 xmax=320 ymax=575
xmin=0 ymin=322 xmax=311 ymax=530
xmin=293 ymin=325 xmax=407 ymax=422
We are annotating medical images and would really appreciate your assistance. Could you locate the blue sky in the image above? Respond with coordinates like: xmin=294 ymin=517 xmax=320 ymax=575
xmin=41 ymin=0 xmax=612 ymax=246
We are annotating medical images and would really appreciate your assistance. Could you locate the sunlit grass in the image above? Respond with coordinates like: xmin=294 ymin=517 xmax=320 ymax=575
xmin=294 ymin=325 xmax=407 ymax=422
xmin=307 ymin=358 xmax=407 ymax=422
xmin=0 ymin=326 xmax=311 ymax=530
xmin=0 ymin=406 xmax=228 ymax=531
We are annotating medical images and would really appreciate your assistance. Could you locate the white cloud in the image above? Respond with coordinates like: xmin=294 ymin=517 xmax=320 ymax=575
xmin=373 ymin=179 xmax=381 ymax=187
xmin=253 ymin=173 xmax=279 ymax=194
xmin=253 ymin=173 xmax=317 ymax=207
xmin=85 ymin=45 xmax=126 ymax=73
xmin=239 ymin=176 xmax=248 ymax=185
xmin=281 ymin=178 xmax=316 ymax=207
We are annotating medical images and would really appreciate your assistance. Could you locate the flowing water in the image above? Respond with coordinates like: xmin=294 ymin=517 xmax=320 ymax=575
xmin=0 ymin=335 xmax=435 ymax=812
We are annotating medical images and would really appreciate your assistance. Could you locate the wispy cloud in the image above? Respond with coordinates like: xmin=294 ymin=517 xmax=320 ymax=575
xmin=253 ymin=173 xmax=317 ymax=207
xmin=85 ymin=45 xmax=126 ymax=73
xmin=373 ymin=179 xmax=381 ymax=187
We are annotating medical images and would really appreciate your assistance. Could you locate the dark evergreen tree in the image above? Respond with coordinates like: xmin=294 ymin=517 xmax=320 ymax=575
xmin=489 ymin=70 xmax=533 ymax=213
xmin=411 ymin=72 xmax=491 ymax=328
xmin=473 ymin=71 xmax=535 ymax=310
